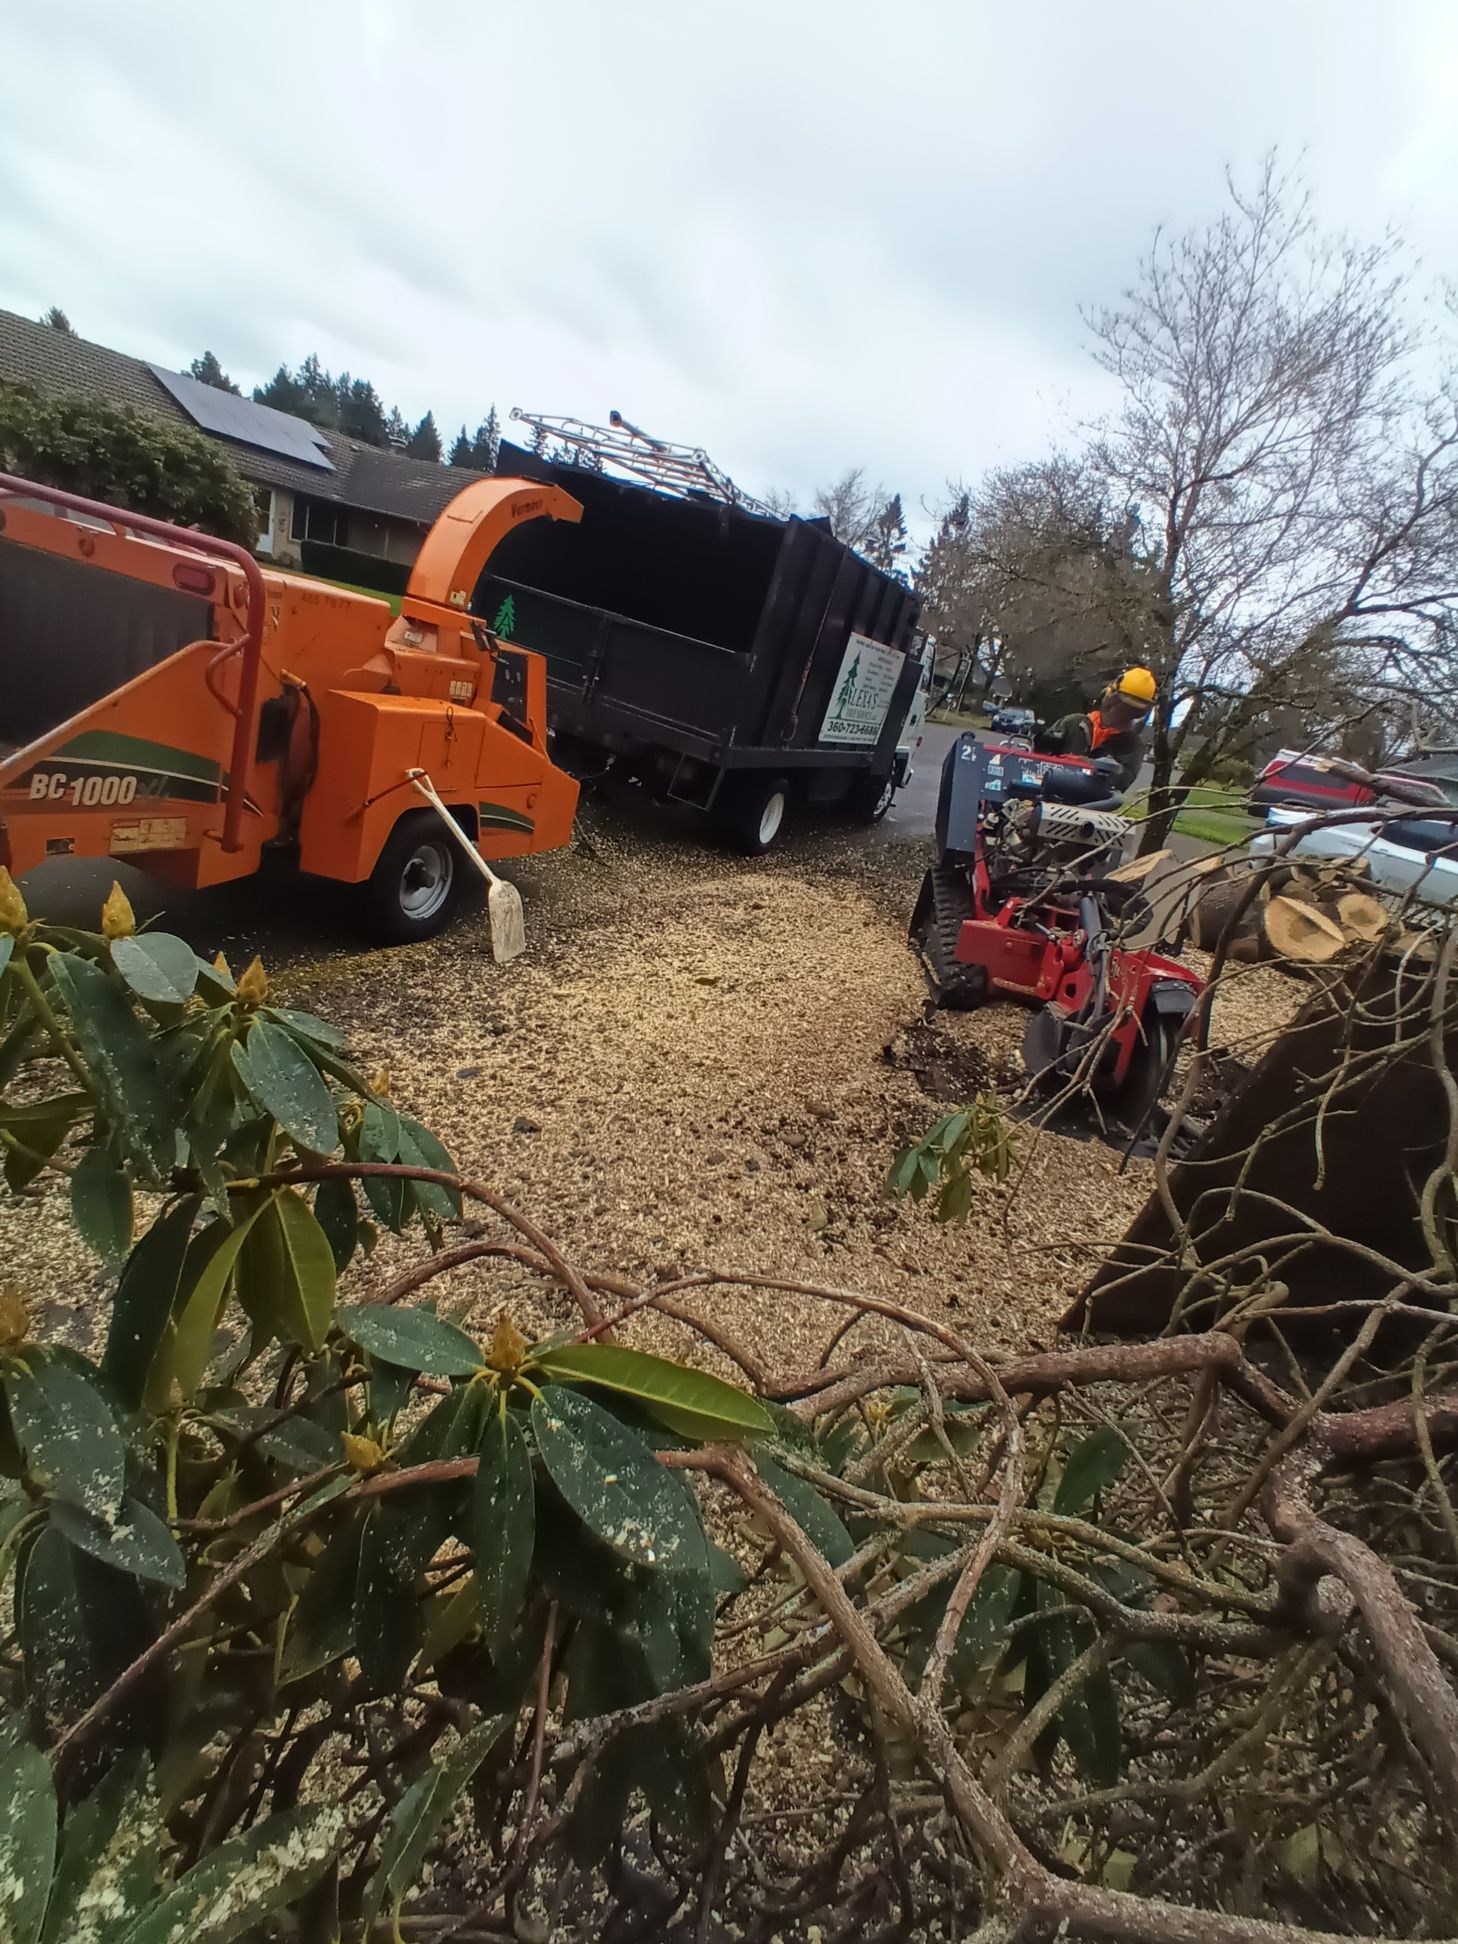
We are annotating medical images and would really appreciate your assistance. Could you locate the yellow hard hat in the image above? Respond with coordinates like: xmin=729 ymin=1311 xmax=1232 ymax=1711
xmin=1116 ymin=666 xmax=1157 ymax=706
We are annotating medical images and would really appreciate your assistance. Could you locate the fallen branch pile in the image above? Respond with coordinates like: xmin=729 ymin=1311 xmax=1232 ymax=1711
xmin=5 ymin=886 xmax=1458 ymax=1941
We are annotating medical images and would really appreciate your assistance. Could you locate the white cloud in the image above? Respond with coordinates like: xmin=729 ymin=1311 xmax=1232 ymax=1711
xmin=1 ymin=0 xmax=1455 ymax=515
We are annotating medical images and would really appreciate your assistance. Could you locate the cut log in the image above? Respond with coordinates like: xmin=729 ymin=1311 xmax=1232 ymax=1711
xmin=1226 ymin=927 xmax=1268 ymax=965
xmin=1396 ymin=927 xmax=1439 ymax=964
xmin=1108 ymin=847 xmax=1174 ymax=885
xmin=1263 ymin=894 xmax=1348 ymax=964
xmin=1335 ymin=891 xmax=1389 ymax=945
xmin=1189 ymin=872 xmax=1264 ymax=953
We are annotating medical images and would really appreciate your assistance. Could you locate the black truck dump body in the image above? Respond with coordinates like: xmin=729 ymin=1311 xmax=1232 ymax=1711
xmin=474 ymin=446 xmax=921 ymax=820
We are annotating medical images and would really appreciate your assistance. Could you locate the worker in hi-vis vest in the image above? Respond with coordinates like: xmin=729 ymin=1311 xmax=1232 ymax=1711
xmin=1036 ymin=665 xmax=1158 ymax=794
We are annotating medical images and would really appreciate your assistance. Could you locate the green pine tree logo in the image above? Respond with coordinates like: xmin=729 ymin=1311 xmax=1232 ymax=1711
xmin=836 ymin=654 xmax=860 ymax=711
xmin=492 ymin=595 xmax=517 ymax=640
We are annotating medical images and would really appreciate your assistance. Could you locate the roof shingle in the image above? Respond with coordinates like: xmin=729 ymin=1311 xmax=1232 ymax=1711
xmin=0 ymin=306 xmax=484 ymax=529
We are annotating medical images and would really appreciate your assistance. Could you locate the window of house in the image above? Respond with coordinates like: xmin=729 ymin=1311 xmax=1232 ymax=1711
xmin=288 ymin=496 xmax=347 ymax=547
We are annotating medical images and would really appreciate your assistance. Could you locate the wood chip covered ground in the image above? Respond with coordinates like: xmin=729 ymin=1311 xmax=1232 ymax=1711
xmin=0 ymin=794 xmax=1302 ymax=1372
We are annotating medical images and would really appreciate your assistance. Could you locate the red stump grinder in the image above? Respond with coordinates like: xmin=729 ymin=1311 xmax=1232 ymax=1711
xmin=909 ymin=734 xmax=1202 ymax=1122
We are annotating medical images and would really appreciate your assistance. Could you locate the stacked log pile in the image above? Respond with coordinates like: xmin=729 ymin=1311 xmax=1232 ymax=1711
xmin=1186 ymin=855 xmax=1392 ymax=964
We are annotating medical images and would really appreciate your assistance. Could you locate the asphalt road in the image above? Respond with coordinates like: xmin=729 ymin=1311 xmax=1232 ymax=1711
xmin=880 ymin=722 xmax=956 ymax=840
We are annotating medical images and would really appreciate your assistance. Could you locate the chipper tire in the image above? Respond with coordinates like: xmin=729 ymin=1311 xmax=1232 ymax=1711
xmin=363 ymin=809 xmax=465 ymax=944
xmin=910 ymin=865 xmax=986 ymax=1010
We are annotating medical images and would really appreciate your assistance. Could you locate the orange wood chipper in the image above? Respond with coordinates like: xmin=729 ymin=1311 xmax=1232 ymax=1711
xmin=0 ymin=472 xmax=584 ymax=941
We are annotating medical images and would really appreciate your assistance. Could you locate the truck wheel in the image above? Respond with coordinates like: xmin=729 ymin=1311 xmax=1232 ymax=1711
xmin=364 ymin=810 xmax=463 ymax=943
xmin=911 ymin=864 xmax=986 ymax=1009
xmin=850 ymin=772 xmax=896 ymax=823
xmin=717 ymin=775 xmax=789 ymax=855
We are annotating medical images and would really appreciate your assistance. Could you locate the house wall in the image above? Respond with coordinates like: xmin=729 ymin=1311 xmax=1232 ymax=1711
xmin=249 ymin=486 xmax=422 ymax=575
xmin=254 ymin=486 xmax=301 ymax=568
xmin=345 ymin=510 xmax=423 ymax=566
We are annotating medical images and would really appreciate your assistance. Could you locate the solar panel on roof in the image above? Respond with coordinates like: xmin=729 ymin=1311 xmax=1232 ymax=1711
xmin=147 ymin=365 xmax=334 ymax=470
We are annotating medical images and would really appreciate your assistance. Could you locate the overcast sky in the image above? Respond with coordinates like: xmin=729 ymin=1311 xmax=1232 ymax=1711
xmin=3 ymin=1 xmax=1457 ymax=522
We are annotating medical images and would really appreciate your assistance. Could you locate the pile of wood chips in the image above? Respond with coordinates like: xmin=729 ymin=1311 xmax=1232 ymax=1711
xmin=0 ymin=810 xmax=1301 ymax=1382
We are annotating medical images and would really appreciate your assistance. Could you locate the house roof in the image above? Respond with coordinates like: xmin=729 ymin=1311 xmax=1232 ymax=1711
xmin=0 ymin=307 xmax=179 ymax=418
xmin=0 ymin=306 xmax=484 ymax=529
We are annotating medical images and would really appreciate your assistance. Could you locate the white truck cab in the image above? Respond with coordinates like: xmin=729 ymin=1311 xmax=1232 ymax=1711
xmin=895 ymin=638 xmax=933 ymax=788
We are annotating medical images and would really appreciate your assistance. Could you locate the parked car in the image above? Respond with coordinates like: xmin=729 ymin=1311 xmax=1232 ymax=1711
xmin=988 ymin=705 xmax=1039 ymax=736
xmin=1249 ymin=749 xmax=1376 ymax=817
xmin=1251 ymin=806 xmax=1458 ymax=908
xmin=1378 ymin=750 xmax=1458 ymax=805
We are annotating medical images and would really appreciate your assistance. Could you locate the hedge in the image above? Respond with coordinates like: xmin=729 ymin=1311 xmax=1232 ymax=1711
xmin=0 ymin=379 xmax=258 ymax=545
xmin=299 ymin=537 xmax=412 ymax=595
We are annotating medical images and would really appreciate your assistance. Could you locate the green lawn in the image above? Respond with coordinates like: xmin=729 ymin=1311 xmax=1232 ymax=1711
xmin=1126 ymin=783 xmax=1254 ymax=848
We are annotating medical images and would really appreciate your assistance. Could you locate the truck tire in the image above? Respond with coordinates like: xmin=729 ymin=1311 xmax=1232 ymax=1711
xmin=716 ymin=775 xmax=790 ymax=855
xmin=911 ymin=864 xmax=987 ymax=1009
xmin=363 ymin=810 xmax=464 ymax=943
xmin=849 ymin=771 xmax=896 ymax=823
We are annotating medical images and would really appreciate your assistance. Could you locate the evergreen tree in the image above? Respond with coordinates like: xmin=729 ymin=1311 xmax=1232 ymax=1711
xmin=253 ymin=364 xmax=309 ymax=415
xmin=339 ymin=378 xmax=388 ymax=446
xmin=914 ymin=491 xmax=971 ymax=590
xmin=295 ymin=354 xmax=338 ymax=427
xmin=448 ymin=425 xmax=474 ymax=466
xmin=41 ymin=306 xmax=73 ymax=333
xmin=470 ymin=406 xmax=500 ymax=471
xmin=385 ymin=405 xmax=409 ymax=448
xmin=867 ymin=491 xmax=909 ymax=577
xmin=529 ymin=420 xmax=550 ymax=457
xmin=189 ymin=351 xmax=240 ymax=395
xmin=913 ymin=489 xmax=985 ymax=702
xmin=406 ymin=410 xmax=442 ymax=461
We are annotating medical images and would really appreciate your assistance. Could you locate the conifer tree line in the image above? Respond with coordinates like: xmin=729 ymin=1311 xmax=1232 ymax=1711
xmin=186 ymin=346 xmax=499 ymax=469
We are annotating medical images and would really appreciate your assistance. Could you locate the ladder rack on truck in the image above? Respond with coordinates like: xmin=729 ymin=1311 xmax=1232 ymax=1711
xmin=0 ymin=472 xmax=583 ymax=941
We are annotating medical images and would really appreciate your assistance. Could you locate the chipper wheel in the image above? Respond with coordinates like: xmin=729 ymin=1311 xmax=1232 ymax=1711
xmin=363 ymin=809 xmax=465 ymax=944
xmin=909 ymin=864 xmax=987 ymax=1009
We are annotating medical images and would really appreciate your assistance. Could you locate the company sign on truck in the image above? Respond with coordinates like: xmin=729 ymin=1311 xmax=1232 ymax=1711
xmin=818 ymin=633 xmax=907 ymax=747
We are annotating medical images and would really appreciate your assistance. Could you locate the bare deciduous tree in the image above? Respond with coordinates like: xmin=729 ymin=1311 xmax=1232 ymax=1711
xmin=1082 ymin=156 xmax=1458 ymax=847
xmin=944 ymin=161 xmax=1458 ymax=844
xmin=918 ymin=462 xmax=1152 ymax=710
xmin=758 ymin=485 xmax=800 ymax=519
xmin=813 ymin=465 xmax=895 ymax=555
